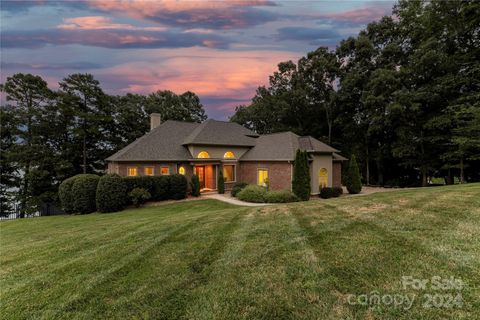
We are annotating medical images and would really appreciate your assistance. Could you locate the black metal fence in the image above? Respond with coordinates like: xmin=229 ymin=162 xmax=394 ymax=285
xmin=0 ymin=203 xmax=64 ymax=221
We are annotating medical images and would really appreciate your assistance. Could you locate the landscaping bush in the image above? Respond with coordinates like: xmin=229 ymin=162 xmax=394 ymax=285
xmin=264 ymin=190 xmax=299 ymax=203
xmin=151 ymin=176 xmax=171 ymax=200
xmin=319 ymin=187 xmax=334 ymax=199
xmin=346 ymin=154 xmax=362 ymax=194
xmin=72 ymin=174 xmax=99 ymax=214
xmin=129 ymin=188 xmax=151 ymax=207
xmin=217 ymin=169 xmax=225 ymax=194
xmin=96 ymin=174 xmax=128 ymax=213
xmin=292 ymin=150 xmax=311 ymax=200
xmin=169 ymin=174 xmax=188 ymax=200
xmin=123 ymin=176 xmax=170 ymax=201
xmin=237 ymin=185 xmax=267 ymax=203
xmin=123 ymin=176 xmax=154 ymax=193
xmin=231 ymin=182 xmax=248 ymax=197
xmin=332 ymin=187 xmax=343 ymax=197
xmin=190 ymin=174 xmax=200 ymax=197
xmin=58 ymin=175 xmax=78 ymax=213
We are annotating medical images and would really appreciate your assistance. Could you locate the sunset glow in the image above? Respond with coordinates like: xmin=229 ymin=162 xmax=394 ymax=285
xmin=1 ymin=0 xmax=393 ymax=118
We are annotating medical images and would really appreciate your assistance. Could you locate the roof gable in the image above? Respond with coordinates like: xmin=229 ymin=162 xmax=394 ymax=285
xmin=183 ymin=119 xmax=258 ymax=146
xmin=298 ymin=136 xmax=339 ymax=153
xmin=106 ymin=120 xmax=198 ymax=161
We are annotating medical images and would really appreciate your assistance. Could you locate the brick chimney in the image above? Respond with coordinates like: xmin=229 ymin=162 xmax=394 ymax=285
xmin=150 ymin=113 xmax=161 ymax=131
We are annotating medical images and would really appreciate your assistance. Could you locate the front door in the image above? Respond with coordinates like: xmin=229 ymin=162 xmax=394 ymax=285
xmin=195 ymin=166 xmax=205 ymax=189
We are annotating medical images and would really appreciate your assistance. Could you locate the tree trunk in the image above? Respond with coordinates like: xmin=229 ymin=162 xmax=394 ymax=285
xmin=421 ymin=165 xmax=428 ymax=187
xmin=445 ymin=167 xmax=453 ymax=185
xmin=327 ymin=121 xmax=332 ymax=144
xmin=82 ymin=96 xmax=87 ymax=174
xmin=83 ymin=134 xmax=87 ymax=174
xmin=365 ymin=146 xmax=370 ymax=186
xmin=376 ymin=158 xmax=384 ymax=186
xmin=460 ymin=157 xmax=464 ymax=184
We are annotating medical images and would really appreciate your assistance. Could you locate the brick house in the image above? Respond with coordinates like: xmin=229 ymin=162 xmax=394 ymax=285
xmin=106 ymin=114 xmax=347 ymax=194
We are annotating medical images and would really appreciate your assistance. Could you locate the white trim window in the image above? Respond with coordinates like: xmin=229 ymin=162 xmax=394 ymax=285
xmin=257 ymin=169 xmax=268 ymax=187
xmin=144 ymin=167 xmax=154 ymax=176
xmin=127 ymin=167 xmax=138 ymax=177
xmin=161 ymin=167 xmax=170 ymax=175
xmin=223 ymin=165 xmax=236 ymax=182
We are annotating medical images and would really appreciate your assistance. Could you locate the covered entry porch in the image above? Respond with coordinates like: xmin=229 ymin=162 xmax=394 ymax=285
xmin=190 ymin=160 xmax=219 ymax=192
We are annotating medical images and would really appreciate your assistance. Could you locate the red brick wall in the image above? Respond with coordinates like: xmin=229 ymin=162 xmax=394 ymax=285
xmin=332 ymin=162 xmax=342 ymax=187
xmin=238 ymin=161 xmax=292 ymax=191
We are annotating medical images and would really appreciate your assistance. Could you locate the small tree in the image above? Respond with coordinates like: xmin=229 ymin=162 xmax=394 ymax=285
xmin=96 ymin=174 xmax=127 ymax=213
xmin=72 ymin=174 xmax=99 ymax=214
xmin=190 ymin=174 xmax=200 ymax=197
xmin=129 ymin=188 xmax=151 ymax=207
xmin=292 ymin=150 xmax=311 ymax=200
xmin=346 ymin=154 xmax=362 ymax=194
xmin=58 ymin=176 xmax=78 ymax=213
xmin=217 ymin=169 xmax=225 ymax=194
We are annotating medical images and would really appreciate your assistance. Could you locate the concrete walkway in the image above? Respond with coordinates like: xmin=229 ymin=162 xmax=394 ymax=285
xmin=203 ymin=194 xmax=271 ymax=207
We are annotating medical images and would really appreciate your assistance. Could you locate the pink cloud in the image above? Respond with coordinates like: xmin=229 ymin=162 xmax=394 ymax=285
xmin=96 ymin=48 xmax=300 ymax=112
xmin=321 ymin=6 xmax=391 ymax=24
xmin=85 ymin=0 xmax=278 ymax=29
xmin=58 ymin=16 xmax=167 ymax=31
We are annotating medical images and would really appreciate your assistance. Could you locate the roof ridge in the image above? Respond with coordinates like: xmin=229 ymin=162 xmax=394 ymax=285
xmin=106 ymin=121 xmax=167 ymax=160
xmin=261 ymin=131 xmax=298 ymax=137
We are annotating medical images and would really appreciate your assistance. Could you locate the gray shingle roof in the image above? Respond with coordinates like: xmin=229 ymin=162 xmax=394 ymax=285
xmin=183 ymin=119 xmax=258 ymax=146
xmin=240 ymin=132 xmax=300 ymax=161
xmin=298 ymin=136 xmax=339 ymax=153
xmin=106 ymin=119 xmax=341 ymax=162
xmin=333 ymin=152 xmax=348 ymax=161
xmin=106 ymin=120 xmax=198 ymax=161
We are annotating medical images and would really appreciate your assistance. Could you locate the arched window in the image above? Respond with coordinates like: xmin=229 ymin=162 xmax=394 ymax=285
xmin=223 ymin=151 xmax=235 ymax=159
xmin=197 ymin=151 xmax=210 ymax=158
xmin=178 ymin=166 xmax=185 ymax=175
xmin=319 ymin=168 xmax=328 ymax=188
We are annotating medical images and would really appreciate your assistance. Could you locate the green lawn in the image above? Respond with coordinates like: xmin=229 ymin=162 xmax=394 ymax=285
xmin=1 ymin=184 xmax=479 ymax=319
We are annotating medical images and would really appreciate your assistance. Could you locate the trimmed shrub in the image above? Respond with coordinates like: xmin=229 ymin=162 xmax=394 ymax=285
xmin=123 ymin=176 xmax=170 ymax=201
xmin=217 ymin=169 xmax=225 ymax=194
xmin=332 ymin=187 xmax=343 ymax=197
xmin=346 ymin=154 xmax=362 ymax=194
xmin=264 ymin=190 xmax=299 ymax=203
xmin=169 ymin=174 xmax=188 ymax=200
xmin=72 ymin=174 xmax=99 ymax=214
xmin=151 ymin=176 xmax=170 ymax=200
xmin=237 ymin=185 xmax=267 ymax=203
xmin=58 ymin=176 xmax=77 ymax=213
xmin=231 ymin=182 xmax=248 ymax=197
xmin=123 ymin=176 xmax=154 ymax=193
xmin=292 ymin=150 xmax=311 ymax=200
xmin=191 ymin=174 xmax=200 ymax=197
xmin=319 ymin=187 xmax=334 ymax=199
xmin=96 ymin=174 xmax=127 ymax=213
xmin=129 ymin=188 xmax=151 ymax=207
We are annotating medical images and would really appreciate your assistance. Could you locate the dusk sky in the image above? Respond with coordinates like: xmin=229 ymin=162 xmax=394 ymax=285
xmin=1 ymin=0 xmax=394 ymax=119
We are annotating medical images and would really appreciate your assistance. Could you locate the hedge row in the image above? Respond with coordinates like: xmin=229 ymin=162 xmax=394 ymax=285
xmin=237 ymin=185 xmax=299 ymax=203
xmin=59 ymin=174 xmax=188 ymax=214
xmin=319 ymin=187 xmax=343 ymax=199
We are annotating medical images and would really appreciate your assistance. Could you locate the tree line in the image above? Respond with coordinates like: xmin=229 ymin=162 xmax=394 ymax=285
xmin=231 ymin=0 xmax=480 ymax=187
xmin=0 ymin=73 xmax=207 ymax=216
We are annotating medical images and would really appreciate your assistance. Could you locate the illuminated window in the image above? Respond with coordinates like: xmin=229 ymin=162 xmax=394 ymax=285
xmin=223 ymin=165 xmax=235 ymax=182
xmin=161 ymin=167 xmax=170 ymax=175
xmin=197 ymin=151 xmax=210 ymax=158
xmin=178 ymin=166 xmax=185 ymax=175
xmin=127 ymin=167 xmax=137 ymax=177
xmin=257 ymin=169 xmax=268 ymax=187
xmin=319 ymin=168 xmax=328 ymax=188
xmin=223 ymin=151 xmax=235 ymax=159
xmin=144 ymin=167 xmax=154 ymax=176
